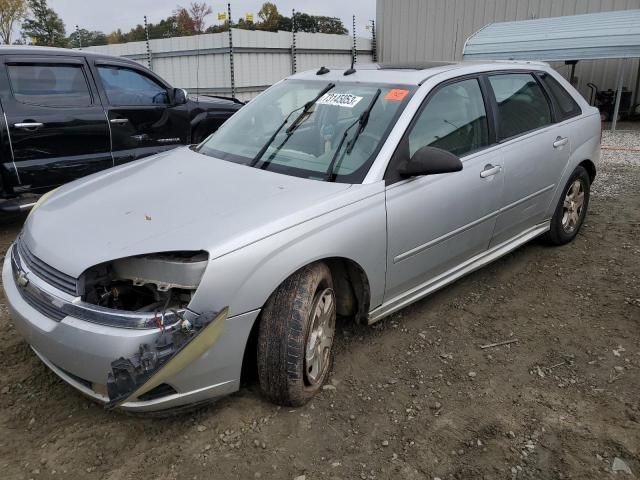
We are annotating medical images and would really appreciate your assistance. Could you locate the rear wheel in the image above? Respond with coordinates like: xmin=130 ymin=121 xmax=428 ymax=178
xmin=257 ymin=263 xmax=336 ymax=406
xmin=544 ymin=165 xmax=590 ymax=245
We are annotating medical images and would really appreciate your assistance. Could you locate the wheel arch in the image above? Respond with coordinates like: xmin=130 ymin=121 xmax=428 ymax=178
xmin=239 ymin=256 xmax=372 ymax=385
xmin=579 ymin=158 xmax=596 ymax=182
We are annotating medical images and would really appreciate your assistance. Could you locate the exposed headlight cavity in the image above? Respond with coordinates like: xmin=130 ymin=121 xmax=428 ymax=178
xmin=79 ymin=251 xmax=208 ymax=313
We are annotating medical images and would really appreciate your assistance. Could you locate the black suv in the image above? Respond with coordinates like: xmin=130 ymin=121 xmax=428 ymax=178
xmin=0 ymin=46 xmax=243 ymax=212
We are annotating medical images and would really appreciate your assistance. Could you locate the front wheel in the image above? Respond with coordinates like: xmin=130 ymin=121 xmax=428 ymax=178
xmin=544 ymin=165 xmax=591 ymax=245
xmin=257 ymin=263 xmax=336 ymax=406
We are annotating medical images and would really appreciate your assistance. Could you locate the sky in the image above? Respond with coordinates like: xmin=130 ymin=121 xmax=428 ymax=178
xmin=46 ymin=0 xmax=376 ymax=37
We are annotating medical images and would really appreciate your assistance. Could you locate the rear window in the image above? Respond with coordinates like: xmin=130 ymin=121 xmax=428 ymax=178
xmin=7 ymin=64 xmax=92 ymax=107
xmin=538 ymin=72 xmax=582 ymax=121
xmin=488 ymin=73 xmax=552 ymax=140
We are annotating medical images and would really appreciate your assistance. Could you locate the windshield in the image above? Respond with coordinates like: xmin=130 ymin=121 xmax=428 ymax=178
xmin=196 ymin=80 xmax=415 ymax=183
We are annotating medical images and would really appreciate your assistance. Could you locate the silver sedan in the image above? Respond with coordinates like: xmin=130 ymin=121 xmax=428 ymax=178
xmin=3 ymin=61 xmax=600 ymax=412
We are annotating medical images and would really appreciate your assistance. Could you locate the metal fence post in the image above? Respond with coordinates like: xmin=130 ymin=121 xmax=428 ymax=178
xmin=352 ymin=15 xmax=357 ymax=66
xmin=370 ymin=20 xmax=377 ymax=62
xmin=144 ymin=16 xmax=152 ymax=70
xmin=291 ymin=9 xmax=297 ymax=74
xmin=228 ymin=3 xmax=236 ymax=99
xmin=75 ymin=25 xmax=82 ymax=49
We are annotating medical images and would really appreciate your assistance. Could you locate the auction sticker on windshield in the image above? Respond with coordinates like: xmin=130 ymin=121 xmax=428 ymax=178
xmin=317 ymin=93 xmax=363 ymax=108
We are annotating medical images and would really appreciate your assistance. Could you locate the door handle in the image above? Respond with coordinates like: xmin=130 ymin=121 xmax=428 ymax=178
xmin=110 ymin=118 xmax=129 ymax=125
xmin=553 ymin=136 xmax=568 ymax=148
xmin=14 ymin=122 xmax=44 ymax=129
xmin=480 ymin=164 xmax=501 ymax=178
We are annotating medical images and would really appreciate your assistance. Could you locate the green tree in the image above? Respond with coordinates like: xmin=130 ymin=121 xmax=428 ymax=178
xmin=106 ymin=29 xmax=125 ymax=44
xmin=205 ymin=22 xmax=228 ymax=34
xmin=68 ymin=28 xmax=107 ymax=47
xmin=314 ymin=16 xmax=348 ymax=35
xmin=257 ymin=2 xmax=280 ymax=31
xmin=148 ymin=16 xmax=179 ymax=38
xmin=21 ymin=0 xmax=66 ymax=46
xmin=277 ymin=15 xmax=291 ymax=32
xmin=236 ymin=17 xmax=255 ymax=31
xmin=278 ymin=12 xmax=348 ymax=35
xmin=292 ymin=12 xmax=315 ymax=32
xmin=123 ymin=24 xmax=145 ymax=42
xmin=0 ymin=0 xmax=27 ymax=44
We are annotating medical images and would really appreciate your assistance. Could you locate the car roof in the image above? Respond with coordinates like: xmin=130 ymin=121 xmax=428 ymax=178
xmin=289 ymin=60 xmax=550 ymax=86
xmin=0 ymin=45 xmax=141 ymax=67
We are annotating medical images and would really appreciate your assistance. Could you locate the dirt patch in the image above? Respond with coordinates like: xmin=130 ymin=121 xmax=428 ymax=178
xmin=0 ymin=132 xmax=639 ymax=480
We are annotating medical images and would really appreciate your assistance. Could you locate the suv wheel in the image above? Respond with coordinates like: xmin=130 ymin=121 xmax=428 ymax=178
xmin=257 ymin=263 xmax=336 ymax=406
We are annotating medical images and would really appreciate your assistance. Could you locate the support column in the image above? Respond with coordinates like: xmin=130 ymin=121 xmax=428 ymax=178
xmin=611 ymin=59 xmax=626 ymax=132
xmin=632 ymin=60 xmax=640 ymax=114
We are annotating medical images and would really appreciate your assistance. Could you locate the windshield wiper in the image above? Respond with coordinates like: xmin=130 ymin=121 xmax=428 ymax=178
xmin=324 ymin=89 xmax=382 ymax=182
xmin=249 ymin=82 xmax=335 ymax=168
xmin=346 ymin=89 xmax=381 ymax=155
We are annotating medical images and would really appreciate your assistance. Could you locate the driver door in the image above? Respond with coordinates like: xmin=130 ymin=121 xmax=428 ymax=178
xmin=92 ymin=62 xmax=190 ymax=165
xmin=384 ymin=77 xmax=504 ymax=301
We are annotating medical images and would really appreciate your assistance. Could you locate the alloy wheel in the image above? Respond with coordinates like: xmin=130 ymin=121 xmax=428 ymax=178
xmin=304 ymin=287 xmax=335 ymax=386
xmin=562 ymin=179 xmax=585 ymax=233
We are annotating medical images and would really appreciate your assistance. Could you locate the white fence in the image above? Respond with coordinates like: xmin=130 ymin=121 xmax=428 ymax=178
xmin=85 ymin=30 xmax=374 ymax=101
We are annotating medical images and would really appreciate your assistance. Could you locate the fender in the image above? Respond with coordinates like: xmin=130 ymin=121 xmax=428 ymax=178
xmin=188 ymin=182 xmax=388 ymax=319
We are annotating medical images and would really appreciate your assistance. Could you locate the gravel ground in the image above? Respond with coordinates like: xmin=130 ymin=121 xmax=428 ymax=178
xmin=0 ymin=131 xmax=638 ymax=480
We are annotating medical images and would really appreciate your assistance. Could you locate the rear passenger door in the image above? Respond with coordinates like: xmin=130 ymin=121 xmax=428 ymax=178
xmin=93 ymin=62 xmax=190 ymax=165
xmin=487 ymin=72 xmax=570 ymax=246
xmin=0 ymin=56 xmax=112 ymax=192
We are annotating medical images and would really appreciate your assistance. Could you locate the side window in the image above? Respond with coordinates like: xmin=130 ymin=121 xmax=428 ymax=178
xmin=97 ymin=66 xmax=169 ymax=106
xmin=408 ymin=78 xmax=489 ymax=158
xmin=7 ymin=63 xmax=92 ymax=107
xmin=488 ymin=73 xmax=552 ymax=140
xmin=538 ymin=72 xmax=582 ymax=120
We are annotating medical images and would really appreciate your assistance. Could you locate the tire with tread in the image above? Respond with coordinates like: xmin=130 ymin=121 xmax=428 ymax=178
xmin=257 ymin=262 xmax=335 ymax=406
xmin=543 ymin=165 xmax=591 ymax=245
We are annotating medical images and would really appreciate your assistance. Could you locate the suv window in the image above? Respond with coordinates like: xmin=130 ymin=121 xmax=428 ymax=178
xmin=97 ymin=65 xmax=169 ymax=106
xmin=408 ymin=78 xmax=489 ymax=157
xmin=7 ymin=63 xmax=92 ymax=107
xmin=489 ymin=73 xmax=552 ymax=140
xmin=538 ymin=72 xmax=582 ymax=120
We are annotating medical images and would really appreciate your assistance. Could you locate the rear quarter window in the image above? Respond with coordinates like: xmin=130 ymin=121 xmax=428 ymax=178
xmin=537 ymin=72 xmax=582 ymax=121
xmin=7 ymin=64 xmax=92 ymax=107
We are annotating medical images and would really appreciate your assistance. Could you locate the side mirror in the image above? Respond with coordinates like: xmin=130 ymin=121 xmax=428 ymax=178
xmin=399 ymin=146 xmax=463 ymax=178
xmin=173 ymin=88 xmax=188 ymax=105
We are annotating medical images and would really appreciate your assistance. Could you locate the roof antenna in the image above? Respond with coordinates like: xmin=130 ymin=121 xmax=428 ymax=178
xmin=317 ymin=66 xmax=330 ymax=75
xmin=344 ymin=57 xmax=356 ymax=76
xmin=344 ymin=14 xmax=357 ymax=76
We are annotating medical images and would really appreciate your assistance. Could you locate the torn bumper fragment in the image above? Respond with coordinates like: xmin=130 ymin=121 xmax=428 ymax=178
xmin=106 ymin=307 xmax=228 ymax=408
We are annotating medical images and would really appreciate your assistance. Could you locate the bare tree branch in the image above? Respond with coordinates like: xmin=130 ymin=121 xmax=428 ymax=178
xmin=0 ymin=0 xmax=27 ymax=44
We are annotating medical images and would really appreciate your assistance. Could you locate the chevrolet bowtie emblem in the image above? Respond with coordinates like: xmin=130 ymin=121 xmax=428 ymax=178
xmin=16 ymin=270 xmax=29 ymax=288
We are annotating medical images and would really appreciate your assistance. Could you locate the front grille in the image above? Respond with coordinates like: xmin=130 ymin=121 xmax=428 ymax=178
xmin=20 ymin=285 xmax=67 ymax=321
xmin=16 ymin=237 xmax=78 ymax=296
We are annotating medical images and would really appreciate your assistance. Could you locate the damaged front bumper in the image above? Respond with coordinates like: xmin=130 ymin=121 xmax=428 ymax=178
xmin=3 ymin=244 xmax=259 ymax=412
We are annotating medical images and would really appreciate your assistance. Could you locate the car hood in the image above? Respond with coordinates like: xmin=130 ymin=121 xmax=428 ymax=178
xmin=190 ymin=95 xmax=243 ymax=111
xmin=24 ymin=147 xmax=352 ymax=278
